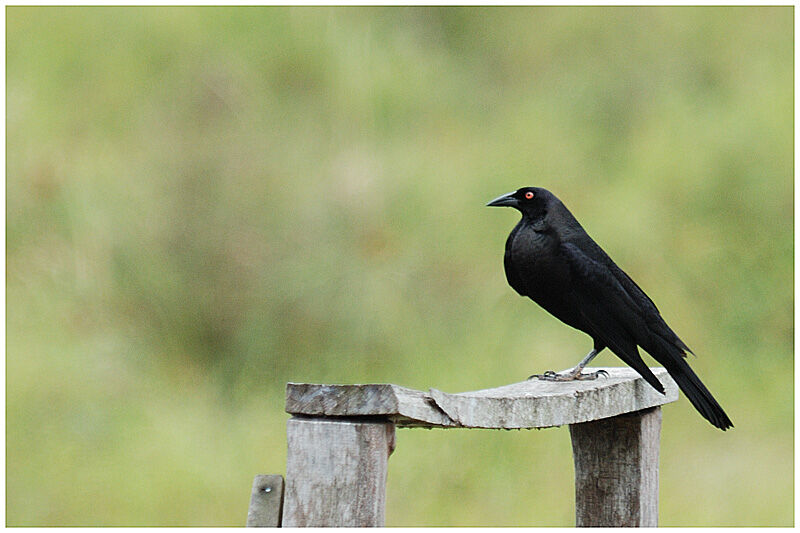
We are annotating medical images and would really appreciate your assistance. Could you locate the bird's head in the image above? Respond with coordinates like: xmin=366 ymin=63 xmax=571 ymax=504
xmin=486 ymin=187 xmax=553 ymax=218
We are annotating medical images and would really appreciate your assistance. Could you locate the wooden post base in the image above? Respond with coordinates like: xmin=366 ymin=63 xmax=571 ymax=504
xmin=281 ymin=417 xmax=395 ymax=527
xmin=569 ymin=407 xmax=662 ymax=527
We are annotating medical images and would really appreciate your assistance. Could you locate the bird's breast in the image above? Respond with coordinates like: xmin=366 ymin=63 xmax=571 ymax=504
xmin=504 ymin=224 xmax=571 ymax=299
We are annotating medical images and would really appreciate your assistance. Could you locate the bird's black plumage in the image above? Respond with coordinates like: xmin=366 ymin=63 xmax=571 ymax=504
xmin=488 ymin=187 xmax=732 ymax=430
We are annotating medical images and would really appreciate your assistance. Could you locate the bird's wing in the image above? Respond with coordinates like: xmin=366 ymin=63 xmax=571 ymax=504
xmin=607 ymin=261 xmax=694 ymax=356
xmin=560 ymin=242 xmax=665 ymax=393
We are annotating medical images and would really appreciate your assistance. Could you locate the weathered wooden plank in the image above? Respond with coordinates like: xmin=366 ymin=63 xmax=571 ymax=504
xmin=286 ymin=383 xmax=457 ymax=427
xmin=281 ymin=417 xmax=395 ymax=527
xmin=246 ymin=474 xmax=284 ymax=527
xmin=286 ymin=367 xmax=678 ymax=429
xmin=430 ymin=367 xmax=677 ymax=429
xmin=570 ymin=407 xmax=662 ymax=527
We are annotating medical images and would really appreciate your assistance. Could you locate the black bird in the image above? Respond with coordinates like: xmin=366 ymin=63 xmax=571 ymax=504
xmin=487 ymin=187 xmax=732 ymax=430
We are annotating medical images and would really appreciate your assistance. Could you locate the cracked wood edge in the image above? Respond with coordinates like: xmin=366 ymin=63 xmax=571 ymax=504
xmin=286 ymin=382 xmax=458 ymax=427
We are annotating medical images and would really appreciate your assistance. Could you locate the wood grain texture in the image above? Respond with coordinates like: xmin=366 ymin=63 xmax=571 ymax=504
xmin=246 ymin=475 xmax=284 ymax=527
xmin=286 ymin=382 xmax=457 ymax=427
xmin=281 ymin=417 xmax=395 ymax=527
xmin=570 ymin=407 xmax=662 ymax=527
xmin=286 ymin=367 xmax=678 ymax=429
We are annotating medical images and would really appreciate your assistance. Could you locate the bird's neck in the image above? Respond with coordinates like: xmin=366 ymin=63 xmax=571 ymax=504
xmin=520 ymin=212 xmax=549 ymax=233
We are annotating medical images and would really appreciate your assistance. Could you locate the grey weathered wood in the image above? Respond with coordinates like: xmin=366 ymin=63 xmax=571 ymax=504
xmin=287 ymin=367 xmax=678 ymax=429
xmin=286 ymin=382 xmax=457 ymax=427
xmin=281 ymin=417 xmax=395 ymax=527
xmin=280 ymin=368 xmax=677 ymax=526
xmin=246 ymin=474 xmax=284 ymax=527
xmin=570 ymin=407 xmax=662 ymax=527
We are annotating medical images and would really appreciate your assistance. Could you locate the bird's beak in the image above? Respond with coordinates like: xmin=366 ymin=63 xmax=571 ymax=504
xmin=486 ymin=191 xmax=519 ymax=208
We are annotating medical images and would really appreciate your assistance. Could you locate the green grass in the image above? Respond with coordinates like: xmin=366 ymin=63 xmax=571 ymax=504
xmin=7 ymin=6 xmax=793 ymax=526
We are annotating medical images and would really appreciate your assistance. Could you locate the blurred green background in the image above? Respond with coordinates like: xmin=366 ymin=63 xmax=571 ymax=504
xmin=6 ymin=6 xmax=793 ymax=526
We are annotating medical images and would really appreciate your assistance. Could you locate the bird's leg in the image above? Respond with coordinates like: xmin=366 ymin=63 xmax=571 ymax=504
xmin=529 ymin=349 xmax=608 ymax=382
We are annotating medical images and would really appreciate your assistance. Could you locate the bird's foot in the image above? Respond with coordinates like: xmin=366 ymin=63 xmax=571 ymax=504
xmin=528 ymin=369 xmax=608 ymax=382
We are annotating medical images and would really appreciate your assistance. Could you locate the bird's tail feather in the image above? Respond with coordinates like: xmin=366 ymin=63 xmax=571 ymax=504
xmin=665 ymin=357 xmax=733 ymax=430
xmin=626 ymin=354 xmax=665 ymax=395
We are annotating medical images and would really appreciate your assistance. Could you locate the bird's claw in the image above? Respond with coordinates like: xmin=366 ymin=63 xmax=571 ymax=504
xmin=528 ymin=370 xmax=557 ymax=380
xmin=529 ymin=370 xmax=574 ymax=382
xmin=573 ymin=369 xmax=608 ymax=380
xmin=529 ymin=369 xmax=608 ymax=382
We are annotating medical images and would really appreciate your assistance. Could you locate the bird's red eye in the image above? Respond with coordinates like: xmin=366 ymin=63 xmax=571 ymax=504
xmin=524 ymin=191 xmax=534 ymax=199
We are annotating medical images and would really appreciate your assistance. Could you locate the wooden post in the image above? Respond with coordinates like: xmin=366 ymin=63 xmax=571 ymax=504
xmin=281 ymin=417 xmax=395 ymax=527
xmin=569 ymin=407 xmax=662 ymax=527
xmin=246 ymin=475 xmax=284 ymax=527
